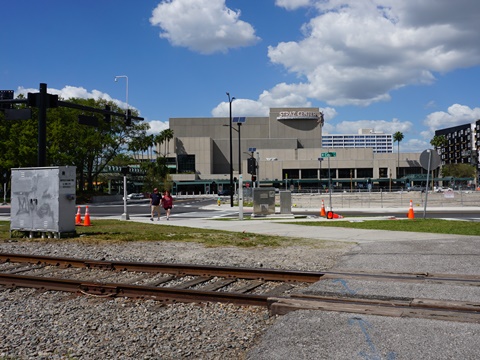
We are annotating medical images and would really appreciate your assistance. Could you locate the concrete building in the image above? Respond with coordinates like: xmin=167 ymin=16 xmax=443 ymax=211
xmin=322 ymin=129 xmax=393 ymax=153
xmin=165 ymin=107 xmax=423 ymax=193
xmin=435 ymin=119 xmax=480 ymax=185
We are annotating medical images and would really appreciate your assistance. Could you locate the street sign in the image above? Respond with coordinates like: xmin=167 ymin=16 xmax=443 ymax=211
xmin=420 ymin=149 xmax=441 ymax=170
xmin=321 ymin=152 xmax=336 ymax=157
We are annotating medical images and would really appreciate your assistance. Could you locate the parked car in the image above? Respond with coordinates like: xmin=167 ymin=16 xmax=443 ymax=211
xmin=217 ymin=189 xmax=231 ymax=196
xmin=434 ymin=186 xmax=453 ymax=193
xmin=407 ymin=185 xmax=426 ymax=192
xmin=127 ymin=193 xmax=145 ymax=200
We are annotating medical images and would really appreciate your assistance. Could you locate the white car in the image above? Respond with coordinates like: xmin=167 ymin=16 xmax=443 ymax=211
xmin=127 ymin=193 xmax=145 ymax=200
xmin=434 ymin=187 xmax=453 ymax=193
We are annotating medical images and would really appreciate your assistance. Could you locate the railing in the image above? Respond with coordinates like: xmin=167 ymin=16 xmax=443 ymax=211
xmin=287 ymin=190 xmax=480 ymax=209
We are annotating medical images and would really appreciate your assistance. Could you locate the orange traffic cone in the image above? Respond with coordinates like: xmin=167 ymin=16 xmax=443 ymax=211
xmin=83 ymin=205 xmax=91 ymax=226
xmin=407 ymin=200 xmax=415 ymax=219
xmin=75 ymin=206 xmax=82 ymax=225
xmin=320 ymin=200 xmax=326 ymax=217
xmin=327 ymin=211 xmax=344 ymax=219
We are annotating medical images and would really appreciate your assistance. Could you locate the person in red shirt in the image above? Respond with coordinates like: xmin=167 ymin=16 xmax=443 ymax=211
xmin=162 ymin=190 xmax=173 ymax=220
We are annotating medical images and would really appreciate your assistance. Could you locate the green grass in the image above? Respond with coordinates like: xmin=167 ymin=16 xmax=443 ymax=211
xmin=0 ymin=220 xmax=341 ymax=249
xmin=286 ymin=218 xmax=480 ymax=236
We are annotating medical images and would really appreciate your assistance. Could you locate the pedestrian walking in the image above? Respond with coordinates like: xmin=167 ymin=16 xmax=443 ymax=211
xmin=150 ymin=188 xmax=162 ymax=221
xmin=162 ymin=190 xmax=173 ymax=220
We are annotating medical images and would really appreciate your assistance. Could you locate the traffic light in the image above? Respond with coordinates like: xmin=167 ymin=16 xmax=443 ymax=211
xmin=247 ymin=157 xmax=256 ymax=175
xmin=251 ymin=175 xmax=256 ymax=182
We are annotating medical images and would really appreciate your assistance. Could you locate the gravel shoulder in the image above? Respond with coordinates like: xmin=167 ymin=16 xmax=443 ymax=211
xmin=0 ymin=239 xmax=352 ymax=359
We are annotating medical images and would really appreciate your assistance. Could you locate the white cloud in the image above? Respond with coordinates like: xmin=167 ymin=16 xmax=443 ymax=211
xmin=423 ymin=104 xmax=480 ymax=138
xmin=150 ymin=0 xmax=260 ymax=54
xmin=264 ymin=0 xmax=480 ymax=106
xmin=403 ymin=138 xmax=429 ymax=153
xmin=211 ymin=98 xmax=270 ymax=117
xmin=332 ymin=118 xmax=413 ymax=135
xmin=16 ymin=85 xmax=132 ymax=111
xmin=147 ymin=120 xmax=170 ymax=135
xmin=275 ymin=0 xmax=312 ymax=11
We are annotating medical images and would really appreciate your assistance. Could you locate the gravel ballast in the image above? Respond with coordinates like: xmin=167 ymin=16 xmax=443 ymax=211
xmin=0 ymin=240 xmax=350 ymax=359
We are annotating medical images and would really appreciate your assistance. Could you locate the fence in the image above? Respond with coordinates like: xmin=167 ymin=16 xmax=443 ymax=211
xmin=286 ymin=190 xmax=480 ymax=209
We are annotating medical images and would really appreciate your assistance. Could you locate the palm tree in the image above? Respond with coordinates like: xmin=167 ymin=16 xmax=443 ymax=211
xmin=162 ymin=129 xmax=174 ymax=157
xmin=430 ymin=135 xmax=447 ymax=150
xmin=430 ymin=135 xmax=447 ymax=180
xmin=393 ymin=131 xmax=404 ymax=179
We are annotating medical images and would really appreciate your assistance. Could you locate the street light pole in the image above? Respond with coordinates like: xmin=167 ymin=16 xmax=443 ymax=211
xmin=226 ymin=92 xmax=235 ymax=207
xmin=115 ymin=76 xmax=129 ymax=220
xmin=238 ymin=123 xmax=242 ymax=175
xmin=114 ymin=75 xmax=129 ymax=113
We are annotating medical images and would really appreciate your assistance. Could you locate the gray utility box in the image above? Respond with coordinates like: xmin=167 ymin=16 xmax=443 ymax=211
xmin=252 ymin=187 xmax=276 ymax=216
xmin=10 ymin=166 xmax=76 ymax=236
xmin=279 ymin=191 xmax=292 ymax=214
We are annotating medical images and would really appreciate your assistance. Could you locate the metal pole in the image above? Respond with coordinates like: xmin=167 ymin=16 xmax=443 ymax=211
xmin=122 ymin=175 xmax=130 ymax=220
xmin=238 ymin=123 xmax=242 ymax=175
xmin=256 ymin=151 xmax=260 ymax=188
xmin=239 ymin=174 xmax=243 ymax=220
xmin=423 ymin=150 xmax=432 ymax=219
xmin=38 ymin=83 xmax=47 ymax=167
xmin=328 ymin=155 xmax=333 ymax=212
xmin=115 ymin=75 xmax=129 ymax=115
xmin=227 ymin=93 xmax=235 ymax=207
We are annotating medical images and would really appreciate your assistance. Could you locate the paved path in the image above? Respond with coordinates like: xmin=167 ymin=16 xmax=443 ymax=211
xmin=135 ymin=204 xmax=480 ymax=359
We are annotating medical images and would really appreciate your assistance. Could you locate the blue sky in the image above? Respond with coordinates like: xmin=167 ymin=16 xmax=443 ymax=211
xmin=2 ymin=0 xmax=480 ymax=152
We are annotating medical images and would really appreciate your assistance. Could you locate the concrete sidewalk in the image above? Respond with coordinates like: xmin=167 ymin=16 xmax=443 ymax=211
xmin=120 ymin=203 xmax=480 ymax=244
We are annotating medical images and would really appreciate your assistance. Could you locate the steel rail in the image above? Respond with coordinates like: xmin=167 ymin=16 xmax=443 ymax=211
xmin=0 ymin=273 xmax=269 ymax=306
xmin=0 ymin=253 xmax=323 ymax=283
xmin=1 ymin=272 xmax=479 ymax=323
xmin=2 ymin=253 xmax=480 ymax=285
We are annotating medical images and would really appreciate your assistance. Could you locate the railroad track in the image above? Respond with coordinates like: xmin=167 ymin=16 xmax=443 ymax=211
xmin=1 ymin=253 xmax=479 ymax=323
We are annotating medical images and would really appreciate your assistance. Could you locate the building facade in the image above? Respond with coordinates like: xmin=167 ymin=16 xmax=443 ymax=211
xmin=166 ymin=107 xmax=423 ymax=193
xmin=322 ymin=129 xmax=393 ymax=153
xmin=435 ymin=119 xmax=480 ymax=185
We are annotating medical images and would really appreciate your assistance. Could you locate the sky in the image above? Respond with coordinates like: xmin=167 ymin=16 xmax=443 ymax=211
xmin=2 ymin=0 xmax=480 ymax=153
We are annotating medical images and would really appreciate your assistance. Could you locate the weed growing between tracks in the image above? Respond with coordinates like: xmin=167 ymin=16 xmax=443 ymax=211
xmin=289 ymin=218 xmax=480 ymax=236
xmin=0 ymin=220 xmax=342 ymax=249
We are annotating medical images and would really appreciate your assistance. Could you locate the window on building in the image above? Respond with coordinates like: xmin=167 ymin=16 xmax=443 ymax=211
xmin=177 ymin=154 xmax=195 ymax=173
xmin=338 ymin=169 xmax=352 ymax=178
xmin=283 ymin=169 xmax=300 ymax=179
xmin=357 ymin=168 xmax=373 ymax=178
xmin=301 ymin=169 xmax=317 ymax=179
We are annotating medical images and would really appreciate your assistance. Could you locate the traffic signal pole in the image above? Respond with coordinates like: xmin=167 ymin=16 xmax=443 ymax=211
xmin=38 ymin=83 xmax=48 ymax=167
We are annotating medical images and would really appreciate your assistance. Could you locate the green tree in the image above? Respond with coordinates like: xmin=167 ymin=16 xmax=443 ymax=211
xmin=393 ymin=131 xmax=404 ymax=178
xmin=1 ymin=96 xmax=149 ymax=192
xmin=430 ymin=135 xmax=448 ymax=180
xmin=430 ymin=135 xmax=447 ymax=149
xmin=441 ymin=163 xmax=475 ymax=178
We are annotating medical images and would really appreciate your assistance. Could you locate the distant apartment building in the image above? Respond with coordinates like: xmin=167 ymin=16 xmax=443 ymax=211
xmin=322 ymin=129 xmax=393 ymax=153
xmin=435 ymin=119 xmax=480 ymax=184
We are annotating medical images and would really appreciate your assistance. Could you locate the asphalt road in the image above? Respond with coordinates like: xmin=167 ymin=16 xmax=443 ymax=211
xmin=1 ymin=196 xmax=479 ymax=220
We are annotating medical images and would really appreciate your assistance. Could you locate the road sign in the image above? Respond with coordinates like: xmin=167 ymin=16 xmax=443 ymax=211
xmin=420 ymin=149 xmax=441 ymax=170
xmin=321 ymin=152 xmax=336 ymax=157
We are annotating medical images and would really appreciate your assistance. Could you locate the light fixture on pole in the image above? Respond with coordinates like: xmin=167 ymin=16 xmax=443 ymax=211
xmin=226 ymin=92 xmax=235 ymax=207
